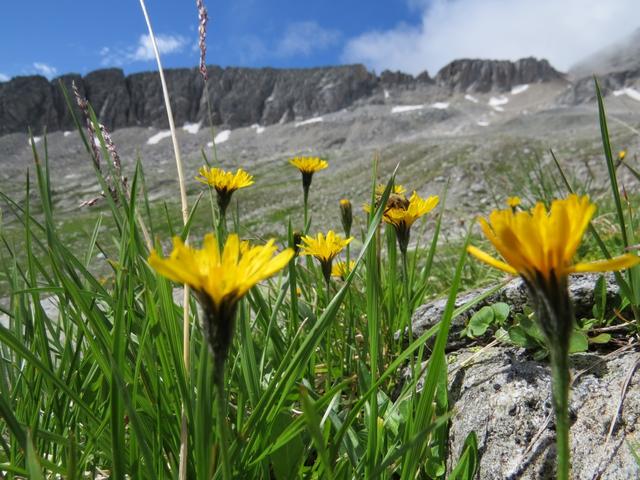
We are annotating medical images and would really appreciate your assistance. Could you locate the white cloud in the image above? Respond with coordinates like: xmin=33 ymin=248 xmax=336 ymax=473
xmin=129 ymin=34 xmax=187 ymax=61
xmin=276 ymin=21 xmax=340 ymax=57
xmin=101 ymin=33 xmax=188 ymax=66
xmin=33 ymin=62 xmax=57 ymax=79
xmin=0 ymin=73 xmax=9 ymax=82
xmin=342 ymin=0 xmax=639 ymax=75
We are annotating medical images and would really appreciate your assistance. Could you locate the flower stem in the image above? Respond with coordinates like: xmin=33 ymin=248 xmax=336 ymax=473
xmin=214 ymin=364 xmax=232 ymax=480
xmin=303 ymin=187 xmax=310 ymax=233
xmin=550 ymin=347 xmax=571 ymax=480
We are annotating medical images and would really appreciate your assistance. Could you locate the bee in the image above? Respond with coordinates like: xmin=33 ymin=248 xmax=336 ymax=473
xmin=383 ymin=193 xmax=409 ymax=212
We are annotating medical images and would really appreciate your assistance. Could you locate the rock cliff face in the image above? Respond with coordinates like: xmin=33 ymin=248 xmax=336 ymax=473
xmin=0 ymin=58 xmax=564 ymax=135
xmin=558 ymin=68 xmax=640 ymax=105
xmin=0 ymin=65 xmax=380 ymax=135
xmin=435 ymin=57 xmax=563 ymax=93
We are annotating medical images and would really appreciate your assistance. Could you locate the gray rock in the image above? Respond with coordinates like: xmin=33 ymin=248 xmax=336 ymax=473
xmin=447 ymin=346 xmax=640 ymax=479
xmin=435 ymin=57 xmax=564 ymax=93
xmin=0 ymin=75 xmax=58 ymax=135
xmin=84 ymin=69 xmax=130 ymax=130
xmin=558 ymin=69 xmax=640 ymax=105
xmin=50 ymin=73 xmax=84 ymax=129
xmin=128 ymin=68 xmax=203 ymax=128
xmin=411 ymin=273 xmax=619 ymax=347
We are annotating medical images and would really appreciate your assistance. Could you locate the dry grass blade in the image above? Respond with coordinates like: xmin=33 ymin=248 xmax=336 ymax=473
xmin=137 ymin=2 xmax=192 ymax=479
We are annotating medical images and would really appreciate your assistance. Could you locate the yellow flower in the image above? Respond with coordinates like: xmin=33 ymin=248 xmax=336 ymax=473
xmin=619 ymin=150 xmax=627 ymax=160
xmin=384 ymin=191 xmax=439 ymax=229
xmin=383 ymin=192 xmax=439 ymax=254
xmin=149 ymin=234 xmax=293 ymax=362
xmin=332 ymin=260 xmax=356 ymax=280
xmin=299 ymin=231 xmax=353 ymax=263
xmin=196 ymin=166 xmax=254 ymax=215
xmin=290 ymin=156 xmax=328 ymax=199
xmin=506 ymin=196 xmax=521 ymax=208
xmin=299 ymin=230 xmax=353 ymax=282
xmin=289 ymin=156 xmax=328 ymax=174
xmin=467 ymin=194 xmax=639 ymax=282
xmin=467 ymin=194 xmax=640 ymax=478
xmin=150 ymin=233 xmax=292 ymax=312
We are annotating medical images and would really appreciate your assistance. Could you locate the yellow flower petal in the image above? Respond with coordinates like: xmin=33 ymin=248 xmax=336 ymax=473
xmin=289 ymin=156 xmax=328 ymax=174
xmin=149 ymin=234 xmax=293 ymax=312
xmin=467 ymin=245 xmax=517 ymax=275
xmin=568 ymin=254 xmax=640 ymax=273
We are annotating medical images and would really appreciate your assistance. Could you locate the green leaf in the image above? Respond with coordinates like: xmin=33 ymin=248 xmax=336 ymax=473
xmin=588 ymin=333 xmax=612 ymax=344
xmin=569 ymin=330 xmax=589 ymax=353
xmin=491 ymin=302 xmax=510 ymax=325
xmin=449 ymin=431 xmax=479 ymax=480
xmin=26 ymin=430 xmax=45 ymax=480
xmin=467 ymin=306 xmax=494 ymax=338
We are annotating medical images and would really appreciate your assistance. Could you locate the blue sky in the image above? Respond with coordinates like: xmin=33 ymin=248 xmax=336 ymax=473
xmin=1 ymin=0 xmax=638 ymax=82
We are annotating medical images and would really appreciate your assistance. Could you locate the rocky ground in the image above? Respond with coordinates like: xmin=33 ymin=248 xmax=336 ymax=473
xmin=2 ymin=76 xmax=640 ymax=247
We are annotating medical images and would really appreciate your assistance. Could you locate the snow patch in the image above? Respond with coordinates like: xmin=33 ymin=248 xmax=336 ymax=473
xmin=29 ymin=136 xmax=42 ymax=145
xmin=63 ymin=131 xmax=72 ymax=137
xmin=477 ymin=121 xmax=490 ymax=127
xmin=295 ymin=117 xmax=324 ymax=127
xmin=511 ymin=84 xmax=529 ymax=95
xmin=147 ymin=130 xmax=172 ymax=145
xmin=251 ymin=124 xmax=265 ymax=134
xmin=464 ymin=94 xmax=479 ymax=103
xmin=182 ymin=122 xmax=202 ymax=134
xmin=492 ymin=106 xmax=505 ymax=112
xmin=431 ymin=102 xmax=449 ymax=110
xmin=384 ymin=89 xmax=390 ymax=99
xmin=391 ymin=105 xmax=424 ymax=114
xmin=489 ymin=96 xmax=509 ymax=107
xmin=213 ymin=129 xmax=231 ymax=144
xmin=613 ymin=87 xmax=640 ymax=102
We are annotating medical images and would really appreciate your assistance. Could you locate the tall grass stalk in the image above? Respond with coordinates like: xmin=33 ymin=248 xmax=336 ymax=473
xmin=137 ymin=1 xmax=192 ymax=478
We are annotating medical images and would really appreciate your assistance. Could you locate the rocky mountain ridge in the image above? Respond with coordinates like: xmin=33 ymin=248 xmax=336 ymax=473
xmin=3 ymin=54 xmax=640 ymax=137
xmin=1 ymin=57 xmax=563 ymax=136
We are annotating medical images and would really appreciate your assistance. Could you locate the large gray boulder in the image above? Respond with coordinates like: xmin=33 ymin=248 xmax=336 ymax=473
xmin=411 ymin=273 xmax=619 ymax=350
xmin=447 ymin=346 xmax=640 ymax=479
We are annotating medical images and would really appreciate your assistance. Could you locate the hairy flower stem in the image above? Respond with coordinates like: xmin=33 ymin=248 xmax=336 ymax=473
xmin=550 ymin=347 xmax=570 ymax=480
xmin=214 ymin=365 xmax=232 ymax=480
xmin=303 ymin=186 xmax=310 ymax=233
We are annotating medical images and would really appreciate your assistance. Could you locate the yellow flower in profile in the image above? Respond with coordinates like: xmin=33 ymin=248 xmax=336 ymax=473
xmin=289 ymin=156 xmax=328 ymax=174
xmin=149 ymin=234 xmax=293 ymax=363
xmin=619 ymin=150 xmax=627 ymax=160
xmin=196 ymin=166 xmax=254 ymax=215
xmin=467 ymin=194 xmax=638 ymax=282
xmin=289 ymin=157 xmax=328 ymax=211
xmin=332 ymin=260 xmax=356 ymax=280
xmin=299 ymin=230 xmax=353 ymax=282
xmin=506 ymin=196 xmax=521 ymax=208
xmin=467 ymin=194 xmax=640 ymax=480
